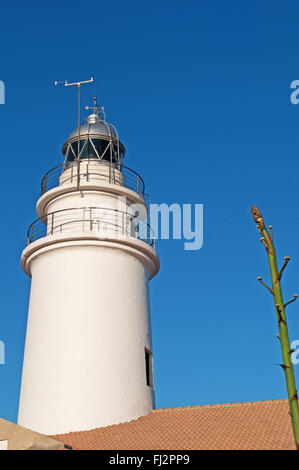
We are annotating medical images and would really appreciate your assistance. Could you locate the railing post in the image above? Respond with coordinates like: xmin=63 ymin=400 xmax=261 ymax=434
xmin=137 ymin=175 xmax=139 ymax=195
xmin=71 ymin=163 xmax=74 ymax=183
xmin=77 ymin=159 xmax=80 ymax=190
xmin=90 ymin=208 xmax=92 ymax=231
xmin=82 ymin=208 xmax=85 ymax=232
xmin=51 ymin=213 xmax=54 ymax=235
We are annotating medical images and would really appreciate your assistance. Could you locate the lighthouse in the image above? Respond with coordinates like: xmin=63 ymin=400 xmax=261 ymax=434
xmin=17 ymin=97 xmax=160 ymax=435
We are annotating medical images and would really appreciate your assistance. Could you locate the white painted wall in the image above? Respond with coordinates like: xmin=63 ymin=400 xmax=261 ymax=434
xmin=18 ymin=243 xmax=155 ymax=435
xmin=59 ymin=160 xmax=124 ymax=188
xmin=0 ymin=440 xmax=8 ymax=450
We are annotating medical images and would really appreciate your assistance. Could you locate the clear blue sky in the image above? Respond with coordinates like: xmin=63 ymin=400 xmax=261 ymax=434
xmin=1 ymin=0 xmax=299 ymax=423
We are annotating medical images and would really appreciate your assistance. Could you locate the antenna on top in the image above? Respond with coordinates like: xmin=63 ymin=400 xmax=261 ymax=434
xmin=54 ymin=76 xmax=94 ymax=189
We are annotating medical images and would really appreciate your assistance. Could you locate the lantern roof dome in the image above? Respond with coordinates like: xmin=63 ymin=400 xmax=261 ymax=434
xmin=62 ymin=98 xmax=125 ymax=160
xmin=67 ymin=113 xmax=118 ymax=141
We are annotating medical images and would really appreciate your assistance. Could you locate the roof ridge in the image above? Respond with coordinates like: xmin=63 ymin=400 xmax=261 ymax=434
xmin=51 ymin=412 xmax=154 ymax=438
xmin=152 ymin=398 xmax=288 ymax=413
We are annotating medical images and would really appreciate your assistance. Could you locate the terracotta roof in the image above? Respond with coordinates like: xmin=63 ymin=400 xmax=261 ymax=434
xmin=51 ymin=399 xmax=296 ymax=450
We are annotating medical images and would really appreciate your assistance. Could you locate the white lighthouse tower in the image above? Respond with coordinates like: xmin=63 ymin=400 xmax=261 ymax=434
xmin=18 ymin=95 xmax=159 ymax=435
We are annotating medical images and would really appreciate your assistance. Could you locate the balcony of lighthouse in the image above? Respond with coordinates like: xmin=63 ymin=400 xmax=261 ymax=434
xmin=26 ymin=206 xmax=155 ymax=249
xmin=36 ymin=157 xmax=153 ymax=240
xmin=41 ymin=160 xmax=146 ymax=202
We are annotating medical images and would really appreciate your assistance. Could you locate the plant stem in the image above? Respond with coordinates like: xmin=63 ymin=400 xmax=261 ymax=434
xmin=251 ymin=205 xmax=299 ymax=449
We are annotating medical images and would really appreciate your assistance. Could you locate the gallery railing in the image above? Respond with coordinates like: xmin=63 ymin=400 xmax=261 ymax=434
xmin=41 ymin=160 xmax=145 ymax=197
xmin=27 ymin=206 xmax=155 ymax=248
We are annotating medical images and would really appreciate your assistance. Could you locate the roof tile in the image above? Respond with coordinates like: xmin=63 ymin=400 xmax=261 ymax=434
xmin=51 ymin=399 xmax=295 ymax=450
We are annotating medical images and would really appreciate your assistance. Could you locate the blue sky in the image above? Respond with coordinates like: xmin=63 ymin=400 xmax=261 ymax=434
xmin=1 ymin=0 xmax=299 ymax=423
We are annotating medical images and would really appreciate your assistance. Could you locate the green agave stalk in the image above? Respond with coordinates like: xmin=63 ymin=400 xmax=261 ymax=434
xmin=251 ymin=205 xmax=299 ymax=449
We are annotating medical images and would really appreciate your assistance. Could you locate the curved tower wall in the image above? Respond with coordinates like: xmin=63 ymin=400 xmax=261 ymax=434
xmin=18 ymin=242 xmax=155 ymax=434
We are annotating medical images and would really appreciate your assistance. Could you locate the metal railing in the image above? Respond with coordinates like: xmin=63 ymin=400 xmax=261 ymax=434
xmin=27 ymin=207 xmax=155 ymax=248
xmin=41 ymin=160 xmax=145 ymax=197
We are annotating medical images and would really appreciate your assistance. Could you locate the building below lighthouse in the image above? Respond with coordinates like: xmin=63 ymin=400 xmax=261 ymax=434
xmin=18 ymin=99 xmax=159 ymax=436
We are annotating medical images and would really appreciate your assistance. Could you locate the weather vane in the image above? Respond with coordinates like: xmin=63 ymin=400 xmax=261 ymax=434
xmin=85 ymin=95 xmax=106 ymax=120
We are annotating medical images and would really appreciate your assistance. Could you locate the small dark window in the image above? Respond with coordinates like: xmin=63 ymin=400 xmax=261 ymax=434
xmin=145 ymin=348 xmax=153 ymax=387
